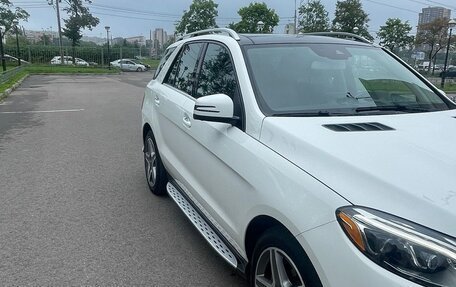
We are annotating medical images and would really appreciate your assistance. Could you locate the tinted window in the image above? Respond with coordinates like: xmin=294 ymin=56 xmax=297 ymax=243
xmin=196 ymin=43 xmax=237 ymax=99
xmin=154 ymin=47 xmax=176 ymax=79
xmin=165 ymin=43 xmax=204 ymax=95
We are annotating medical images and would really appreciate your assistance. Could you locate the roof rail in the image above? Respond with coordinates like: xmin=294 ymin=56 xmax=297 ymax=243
xmin=177 ymin=28 xmax=241 ymax=41
xmin=302 ymin=32 xmax=372 ymax=44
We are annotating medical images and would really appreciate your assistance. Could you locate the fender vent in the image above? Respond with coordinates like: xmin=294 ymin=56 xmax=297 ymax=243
xmin=323 ymin=122 xmax=394 ymax=132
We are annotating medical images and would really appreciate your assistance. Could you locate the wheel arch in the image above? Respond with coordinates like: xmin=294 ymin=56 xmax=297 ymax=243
xmin=244 ymin=215 xmax=293 ymax=261
xmin=143 ymin=123 xmax=152 ymax=141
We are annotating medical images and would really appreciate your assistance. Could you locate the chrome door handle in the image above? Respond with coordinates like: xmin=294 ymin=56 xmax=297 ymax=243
xmin=154 ymin=95 xmax=160 ymax=106
xmin=183 ymin=114 xmax=192 ymax=128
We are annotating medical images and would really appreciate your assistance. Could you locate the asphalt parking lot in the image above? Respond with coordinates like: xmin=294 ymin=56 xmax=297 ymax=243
xmin=0 ymin=72 xmax=248 ymax=286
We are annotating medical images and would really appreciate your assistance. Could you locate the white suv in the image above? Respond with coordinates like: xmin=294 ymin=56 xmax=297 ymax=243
xmin=141 ymin=28 xmax=456 ymax=287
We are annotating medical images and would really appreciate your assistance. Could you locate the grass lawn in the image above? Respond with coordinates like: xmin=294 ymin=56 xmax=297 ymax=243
xmin=443 ymin=83 xmax=456 ymax=93
xmin=0 ymin=69 xmax=29 ymax=96
xmin=140 ymin=59 xmax=160 ymax=69
xmin=26 ymin=65 xmax=119 ymax=74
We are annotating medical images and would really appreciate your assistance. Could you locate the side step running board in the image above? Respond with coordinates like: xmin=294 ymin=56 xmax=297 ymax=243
xmin=166 ymin=182 xmax=238 ymax=268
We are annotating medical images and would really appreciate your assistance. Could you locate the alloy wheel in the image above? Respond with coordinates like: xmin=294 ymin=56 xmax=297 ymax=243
xmin=144 ymin=137 xmax=157 ymax=186
xmin=255 ymin=247 xmax=305 ymax=287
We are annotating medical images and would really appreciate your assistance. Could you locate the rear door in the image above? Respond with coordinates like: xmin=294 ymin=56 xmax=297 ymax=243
xmin=150 ymin=42 xmax=205 ymax=177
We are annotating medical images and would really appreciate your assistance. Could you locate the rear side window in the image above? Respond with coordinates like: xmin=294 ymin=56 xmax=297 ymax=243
xmin=164 ymin=43 xmax=204 ymax=95
xmin=153 ymin=47 xmax=176 ymax=79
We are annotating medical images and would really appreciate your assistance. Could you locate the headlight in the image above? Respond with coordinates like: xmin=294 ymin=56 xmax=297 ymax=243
xmin=336 ymin=206 xmax=456 ymax=287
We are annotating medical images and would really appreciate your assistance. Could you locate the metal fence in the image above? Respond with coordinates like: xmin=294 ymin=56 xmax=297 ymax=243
xmin=3 ymin=45 xmax=152 ymax=66
xmin=0 ymin=65 xmax=26 ymax=86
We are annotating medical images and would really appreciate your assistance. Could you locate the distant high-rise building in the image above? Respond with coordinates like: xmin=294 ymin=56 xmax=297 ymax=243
xmin=418 ymin=6 xmax=451 ymax=26
xmin=153 ymin=28 xmax=168 ymax=49
xmin=125 ymin=36 xmax=146 ymax=46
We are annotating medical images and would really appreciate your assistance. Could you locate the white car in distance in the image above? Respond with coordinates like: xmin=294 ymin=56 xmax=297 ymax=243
xmin=110 ymin=59 xmax=146 ymax=71
xmin=141 ymin=28 xmax=456 ymax=287
xmin=50 ymin=56 xmax=89 ymax=66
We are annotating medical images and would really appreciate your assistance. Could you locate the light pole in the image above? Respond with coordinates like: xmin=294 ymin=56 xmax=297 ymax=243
xmin=441 ymin=19 xmax=456 ymax=89
xmin=13 ymin=20 xmax=21 ymax=66
xmin=257 ymin=21 xmax=264 ymax=33
xmin=105 ymin=26 xmax=111 ymax=70
xmin=0 ymin=26 xmax=5 ymax=72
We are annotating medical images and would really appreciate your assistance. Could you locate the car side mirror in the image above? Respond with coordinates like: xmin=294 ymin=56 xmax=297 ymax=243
xmin=193 ymin=94 xmax=239 ymax=125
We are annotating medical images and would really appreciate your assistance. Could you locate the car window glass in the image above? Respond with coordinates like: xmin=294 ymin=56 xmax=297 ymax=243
xmin=154 ymin=47 xmax=176 ymax=79
xmin=165 ymin=43 xmax=204 ymax=95
xmin=196 ymin=43 xmax=237 ymax=100
xmin=245 ymin=44 xmax=449 ymax=115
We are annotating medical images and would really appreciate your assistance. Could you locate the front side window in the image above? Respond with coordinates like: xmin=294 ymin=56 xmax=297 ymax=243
xmin=165 ymin=43 xmax=204 ymax=95
xmin=244 ymin=44 xmax=453 ymax=116
xmin=196 ymin=43 xmax=237 ymax=100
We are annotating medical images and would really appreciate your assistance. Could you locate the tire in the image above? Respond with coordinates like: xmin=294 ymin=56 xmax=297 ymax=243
xmin=250 ymin=227 xmax=322 ymax=287
xmin=144 ymin=130 xmax=168 ymax=195
xmin=136 ymin=67 xmax=143 ymax=72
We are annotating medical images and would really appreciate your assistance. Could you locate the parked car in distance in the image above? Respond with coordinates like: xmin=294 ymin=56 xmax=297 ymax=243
xmin=3 ymin=54 xmax=30 ymax=65
xmin=130 ymin=59 xmax=151 ymax=70
xmin=110 ymin=59 xmax=146 ymax=71
xmin=50 ymin=56 xmax=90 ymax=66
xmin=440 ymin=67 xmax=456 ymax=78
xmin=142 ymin=28 xmax=456 ymax=287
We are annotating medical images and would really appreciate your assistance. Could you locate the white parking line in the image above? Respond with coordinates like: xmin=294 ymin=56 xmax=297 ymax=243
xmin=0 ymin=109 xmax=85 ymax=114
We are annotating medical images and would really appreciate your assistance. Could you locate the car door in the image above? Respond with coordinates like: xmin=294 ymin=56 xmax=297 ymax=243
xmin=149 ymin=42 xmax=205 ymax=177
xmin=177 ymin=42 xmax=254 ymax=246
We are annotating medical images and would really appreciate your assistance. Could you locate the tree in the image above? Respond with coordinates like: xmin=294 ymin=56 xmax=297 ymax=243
xmin=37 ymin=34 xmax=52 ymax=46
xmin=377 ymin=18 xmax=414 ymax=54
xmin=175 ymin=0 xmax=218 ymax=35
xmin=62 ymin=0 xmax=99 ymax=63
xmin=298 ymin=0 xmax=330 ymax=33
xmin=228 ymin=2 xmax=279 ymax=33
xmin=0 ymin=0 xmax=29 ymax=34
xmin=416 ymin=18 xmax=450 ymax=73
xmin=6 ymin=33 xmax=29 ymax=47
xmin=332 ymin=0 xmax=372 ymax=41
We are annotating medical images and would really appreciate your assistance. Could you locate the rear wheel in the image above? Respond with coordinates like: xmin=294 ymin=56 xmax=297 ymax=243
xmin=144 ymin=130 xmax=167 ymax=195
xmin=250 ymin=227 xmax=322 ymax=287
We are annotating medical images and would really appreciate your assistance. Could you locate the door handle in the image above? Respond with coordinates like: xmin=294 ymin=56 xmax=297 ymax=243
xmin=183 ymin=114 xmax=192 ymax=128
xmin=154 ymin=95 xmax=160 ymax=106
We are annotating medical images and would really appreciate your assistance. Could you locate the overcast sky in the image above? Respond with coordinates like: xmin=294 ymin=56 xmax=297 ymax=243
xmin=10 ymin=0 xmax=456 ymax=39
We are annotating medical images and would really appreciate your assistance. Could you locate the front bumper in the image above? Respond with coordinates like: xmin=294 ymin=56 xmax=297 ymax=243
xmin=297 ymin=221 xmax=422 ymax=287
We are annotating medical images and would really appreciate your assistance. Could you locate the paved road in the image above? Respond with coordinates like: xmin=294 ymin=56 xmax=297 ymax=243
xmin=0 ymin=73 xmax=248 ymax=286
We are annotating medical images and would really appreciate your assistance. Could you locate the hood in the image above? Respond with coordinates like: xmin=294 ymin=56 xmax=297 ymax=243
xmin=260 ymin=110 xmax=456 ymax=237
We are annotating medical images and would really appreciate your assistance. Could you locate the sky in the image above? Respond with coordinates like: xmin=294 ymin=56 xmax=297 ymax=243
xmin=9 ymin=0 xmax=456 ymax=39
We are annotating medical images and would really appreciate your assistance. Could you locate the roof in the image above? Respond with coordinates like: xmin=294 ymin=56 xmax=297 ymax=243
xmin=238 ymin=34 xmax=373 ymax=47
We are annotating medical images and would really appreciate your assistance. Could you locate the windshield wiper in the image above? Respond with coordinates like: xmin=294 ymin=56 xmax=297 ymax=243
xmin=355 ymin=105 xmax=431 ymax=113
xmin=271 ymin=111 xmax=350 ymax=117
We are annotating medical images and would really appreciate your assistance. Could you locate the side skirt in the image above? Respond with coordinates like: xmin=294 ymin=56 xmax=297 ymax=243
xmin=166 ymin=181 xmax=248 ymax=274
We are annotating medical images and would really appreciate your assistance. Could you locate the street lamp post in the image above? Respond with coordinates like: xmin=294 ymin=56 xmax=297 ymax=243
xmin=13 ymin=20 xmax=21 ymax=66
xmin=105 ymin=26 xmax=111 ymax=70
xmin=257 ymin=21 xmax=264 ymax=33
xmin=441 ymin=19 xmax=456 ymax=89
xmin=0 ymin=26 xmax=5 ymax=72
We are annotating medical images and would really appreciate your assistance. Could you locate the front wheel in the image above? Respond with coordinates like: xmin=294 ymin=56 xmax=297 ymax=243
xmin=136 ymin=67 xmax=143 ymax=72
xmin=144 ymin=130 xmax=167 ymax=195
xmin=251 ymin=227 xmax=322 ymax=287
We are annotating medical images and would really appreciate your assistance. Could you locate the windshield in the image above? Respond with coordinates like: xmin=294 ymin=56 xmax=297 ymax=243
xmin=244 ymin=44 xmax=453 ymax=116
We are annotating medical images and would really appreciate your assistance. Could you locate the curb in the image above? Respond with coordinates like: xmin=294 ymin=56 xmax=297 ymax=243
xmin=0 ymin=74 xmax=30 ymax=102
